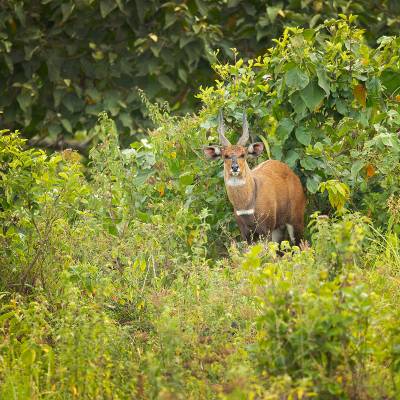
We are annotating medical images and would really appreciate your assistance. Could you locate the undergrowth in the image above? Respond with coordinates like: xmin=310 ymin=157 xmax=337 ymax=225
xmin=1 ymin=19 xmax=400 ymax=399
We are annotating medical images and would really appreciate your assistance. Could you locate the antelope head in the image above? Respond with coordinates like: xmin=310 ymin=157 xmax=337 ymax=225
xmin=203 ymin=110 xmax=264 ymax=180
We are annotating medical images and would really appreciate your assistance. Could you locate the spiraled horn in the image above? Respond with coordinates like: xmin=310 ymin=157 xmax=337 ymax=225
xmin=218 ymin=110 xmax=231 ymax=146
xmin=237 ymin=111 xmax=249 ymax=146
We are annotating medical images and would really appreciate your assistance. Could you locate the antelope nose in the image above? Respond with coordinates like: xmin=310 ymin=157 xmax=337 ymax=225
xmin=231 ymin=164 xmax=239 ymax=172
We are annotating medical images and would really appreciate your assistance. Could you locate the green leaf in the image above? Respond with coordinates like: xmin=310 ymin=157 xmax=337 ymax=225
xmin=259 ymin=135 xmax=271 ymax=159
xmin=276 ymin=118 xmax=295 ymax=142
xmin=61 ymin=118 xmax=72 ymax=133
xmin=159 ymin=74 xmax=177 ymax=91
xmin=290 ymin=92 xmax=307 ymax=119
xmin=271 ymin=144 xmax=283 ymax=160
xmin=136 ymin=210 xmax=150 ymax=223
xmin=381 ymin=69 xmax=400 ymax=94
xmin=285 ymin=67 xmax=309 ymax=90
xmin=165 ymin=12 xmax=177 ymax=29
xmin=306 ymin=175 xmax=321 ymax=193
xmin=284 ymin=150 xmax=299 ymax=167
xmin=317 ymin=68 xmax=330 ymax=96
xmin=61 ymin=2 xmax=75 ymax=24
xmin=17 ymin=90 xmax=32 ymax=112
xmin=46 ymin=55 xmax=61 ymax=82
xmin=179 ymin=174 xmax=194 ymax=187
xmin=335 ymin=99 xmax=348 ymax=115
xmin=295 ymin=126 xmax=311 ymax=146
xmin=195 ymin=0 xmax=208 ymax=16
xmin=100 ymin=0 xmax=117 ymax=18
xmin=48 ymin=123 xmax=62 ymax=137
xmin=135 ymin=0 xmax=146 ymax=23
xmin=267 ymin=4 xmax=282 ymax=22
xmin=300 ymin=156 xmax=319 ymax=171
xmin=119 ymin=112 xmax=133 ymax=128
xmin=178 ymin=68 xmax=187 ymax=83
xmin=300 ymin=81 xmax=325 ymax=111
xmin=351 ymin=160 xmax=364 ymax=179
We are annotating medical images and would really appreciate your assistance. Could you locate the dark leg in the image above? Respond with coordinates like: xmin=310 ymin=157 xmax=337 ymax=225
xmin=235 ymin=215 xmax=253 ymax=244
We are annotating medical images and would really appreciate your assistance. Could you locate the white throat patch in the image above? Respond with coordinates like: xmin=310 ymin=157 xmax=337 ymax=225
xmin=236 ymin=208 xmax=255 ymax=216
xmin=226 ymin=177 xmax=246 ymax=187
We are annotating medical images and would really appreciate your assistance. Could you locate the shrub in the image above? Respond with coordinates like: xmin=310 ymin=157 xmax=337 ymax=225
xmin=241 ymin=232 xmax=386 ymax=398
xmin=197 ymin=17 xmax=400 ymax=225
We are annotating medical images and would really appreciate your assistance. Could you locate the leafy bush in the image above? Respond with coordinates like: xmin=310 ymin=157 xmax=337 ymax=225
xmin=2 ymin=17 xmax=400 ymax=400
xmin=0 ymin=129 xmax=89 ymax=290
xmin=241 ymin=218 xmax=386 ymax=398
xmin=198 ymin=17 xmax=400 ymax=224
xmin=2 ymin=1 xmax=400 ymax=145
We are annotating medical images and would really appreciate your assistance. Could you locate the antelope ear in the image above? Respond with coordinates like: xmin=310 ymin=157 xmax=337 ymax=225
xmin=203 ymin=145 xmax=222 ymax=160
xmin=247 ymin=142 xmax=264 ymax=157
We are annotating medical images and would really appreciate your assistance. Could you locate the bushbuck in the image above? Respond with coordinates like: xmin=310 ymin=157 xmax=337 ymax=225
xmin=203 ymin=110 xmax=306 ymax=244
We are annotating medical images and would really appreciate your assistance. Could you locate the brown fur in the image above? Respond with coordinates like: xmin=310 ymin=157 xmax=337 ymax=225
xmin=220 ymin=145 xmax=306 ymax=244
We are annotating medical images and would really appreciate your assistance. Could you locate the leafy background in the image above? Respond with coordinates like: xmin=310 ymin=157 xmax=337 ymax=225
xmin=1 ymin=0 xmax=400 ymax=149
xmin=2 ymin=2 xmax=400 ymax=399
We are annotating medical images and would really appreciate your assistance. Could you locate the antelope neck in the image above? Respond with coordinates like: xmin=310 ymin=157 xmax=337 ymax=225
xmin=225 ymin=165 xmax=256 ymax=213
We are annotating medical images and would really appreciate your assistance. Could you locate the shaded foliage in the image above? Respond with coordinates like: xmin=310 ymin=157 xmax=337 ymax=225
xmin=1 ymin=0 xmax=400 ymax=146
xmin=198 ymin=17 xmax=400 ymax=224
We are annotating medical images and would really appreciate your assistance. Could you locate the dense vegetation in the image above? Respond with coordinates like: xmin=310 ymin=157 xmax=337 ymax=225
xmin=2 ymin=16 xmax=400 ymax=398
xmin=1 ymin=0 xmax=400 ymax=148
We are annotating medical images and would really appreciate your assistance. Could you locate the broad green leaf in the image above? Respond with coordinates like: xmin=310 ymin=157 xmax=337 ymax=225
xmin=195 ymin=0 xmax=208 ymax=16
xmin=317 ymin=68 xmax=330 ymax=95
xmin=178 ymin=68 xmax=188 ymax=83
xmin=61 ymin=2 xmax=75 ymax=24
xmin=119 ymin=112 xmax=133 ymax=128
xmin=165 ymin=12 xmax=177 ymax=28
xmin=319 ymin=179 xmax=350 ymax=210
xmin=46 ymin=55 xmax=61 ymax=82
xmin=351 ymin=160 xmax=364 ymax=179
xmin=179 ymin=174 xmax=194 ymax=187
xmin=290 ymin=92 xmax=307 ymax=119
xmin=300 ymin=155 xmax=319 ymax=170
xmin=300 ymin=81 xmax=325 ymax=111
xmin=306 ymin=175 xmax=321 ymax=193
xmin=284 ymin=150 xmax=299 ymax=167
xmin=381 ymin=69 xmax=400 ymax=94
xmin=285 ymin=67 xmax=309 ymax=90
xmin=100 ymin=0 xmax=117 ymax=18
xmin=335 ymin=99 xmax=348 ymax=115
xmin=267 ymin=4 xmax=282 ymax=22
xmin=159 ymin=74 xmax=177 ymax=91
xmin=271 ymin=144 xmax=283 ymax=160
xmin=61 ymin=118 xmax=72 ymax=133
xmin=295 ymin=126 xmax=311 ymax=146
xmin=276 ymin=118 xmax=295 ymax=142
xmin=17 ymin=90 xmax=32 ymax=112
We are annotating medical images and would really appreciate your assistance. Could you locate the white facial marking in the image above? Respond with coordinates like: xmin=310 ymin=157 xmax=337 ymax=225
xmin=236 ymin=209 xmax=255 ymax=216
xmin=226 ymin=177 xmax=246 ymax=187
xmin=286 ymin=223 xmax=295 ymax=243
xmin=231 ymin=170 xmax=240 ymax=176
xmin=214 ymin=147 xmax=221 ymax=155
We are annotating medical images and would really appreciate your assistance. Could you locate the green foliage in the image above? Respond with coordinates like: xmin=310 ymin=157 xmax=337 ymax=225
xmin=3 ymin=17 xmax=400 ymax=400
xmin=240 ymin=216 xmax=389 ymax=398
xmin=198 ymin=18 xmax=400 ymax=221
xmin=2 ymin=109 xmax=400 ymax=398
xmin=2 ymin=1 xmax=400 ymax=145
xmin=0 ymin=129 xmax=89 ymax=290
xmin=319 ymin=180 xmax=350 ymax=211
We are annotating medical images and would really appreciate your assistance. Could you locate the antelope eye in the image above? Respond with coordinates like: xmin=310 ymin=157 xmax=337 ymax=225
xmin=239 ymin=154 xmax=245 ymax=158
xmin=224 ymin=155 xmax=230 ymax=159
